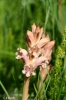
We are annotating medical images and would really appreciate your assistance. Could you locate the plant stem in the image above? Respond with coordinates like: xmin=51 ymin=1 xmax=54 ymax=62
xmin=22 ymin=77 xmax=30 ymax=100
xmin=39 ymin=66 xmax=51 ymax=90
xmin=38 ymin=66 xmax=51 ymax=99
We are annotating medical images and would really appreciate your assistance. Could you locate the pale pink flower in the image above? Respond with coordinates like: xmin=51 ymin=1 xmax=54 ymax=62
xmin=26 ymin=24 xmax=50 ymax=48
xmin=26 ymin=24 xmax=50 ymax=58
xmin=16 ymin=48 xmax=48 ymax=77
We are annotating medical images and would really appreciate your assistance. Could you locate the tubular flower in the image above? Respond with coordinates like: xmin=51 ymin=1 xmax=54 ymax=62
xmin=16 ymin=23 xmax=55 ymax=77
xmin=40 ymin=40 xmax=55 ymax=70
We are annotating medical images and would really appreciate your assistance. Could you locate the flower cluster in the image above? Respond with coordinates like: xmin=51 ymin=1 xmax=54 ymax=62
xmin=16 ymin=23 xmax=55 ymax=77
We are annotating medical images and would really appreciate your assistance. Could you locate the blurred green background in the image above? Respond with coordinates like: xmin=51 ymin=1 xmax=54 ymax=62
xmin=0 ymin=0 xmax=66 ymax=100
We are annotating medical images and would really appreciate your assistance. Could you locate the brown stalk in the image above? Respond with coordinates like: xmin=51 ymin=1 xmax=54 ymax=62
xmin=22 ymin=77 xmax=30 ymax=100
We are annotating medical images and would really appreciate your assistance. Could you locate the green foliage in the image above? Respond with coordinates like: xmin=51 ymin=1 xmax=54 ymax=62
xmin=0 ymin=0 xmax=66 ymax=100
xmin=48 ymin=27 xmax=66 ymax=100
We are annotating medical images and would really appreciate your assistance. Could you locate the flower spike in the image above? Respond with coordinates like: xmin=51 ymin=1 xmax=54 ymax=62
xmin=16 ymin=23 xmax=55 ymax=77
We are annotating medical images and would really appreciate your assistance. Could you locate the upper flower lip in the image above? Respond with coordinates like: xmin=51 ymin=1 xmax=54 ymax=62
xmin=44 ymin=40 xmax=55 ymax=50
xmin=26 ymin=30 xmax=35 ymax=47
xmin=41 ymin=40 xmax=55 ymax=61
xmin=37 ymin=37 xmax=50 ymax=48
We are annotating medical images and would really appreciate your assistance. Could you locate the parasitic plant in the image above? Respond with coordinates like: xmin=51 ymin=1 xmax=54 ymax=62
xmin=16 ymin=23 xmax=55 ymax=100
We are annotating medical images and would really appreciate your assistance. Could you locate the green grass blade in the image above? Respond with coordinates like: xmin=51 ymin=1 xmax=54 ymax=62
xmin=44 ymin=7 xmax=50 ymax=33
xmin=57 ymin=56 xmax=66 ymax=100
xmin=0 ymin=80 xmax=11 ymax=100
